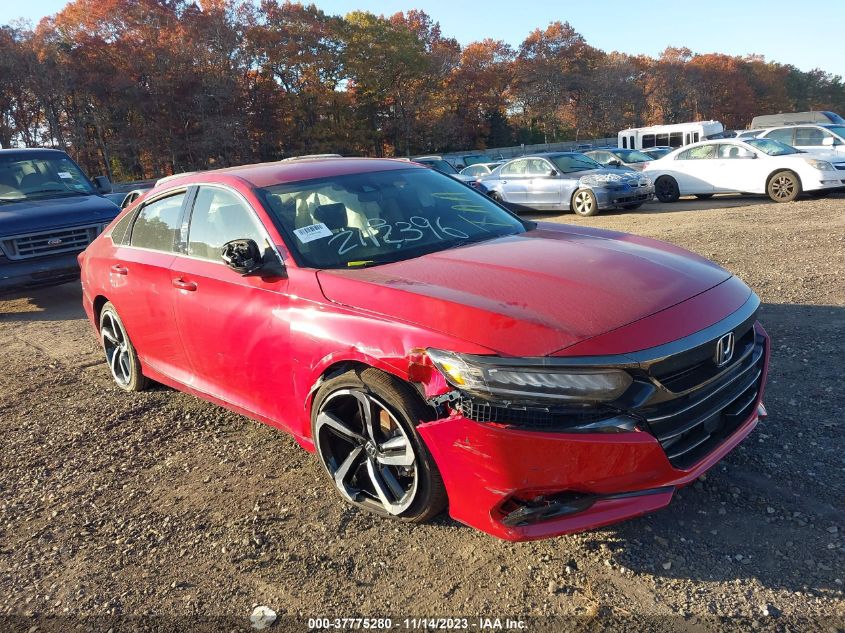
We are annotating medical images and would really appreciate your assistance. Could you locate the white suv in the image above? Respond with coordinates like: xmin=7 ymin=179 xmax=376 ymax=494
xmin=755 ymin=124 xmax=845 ymax=156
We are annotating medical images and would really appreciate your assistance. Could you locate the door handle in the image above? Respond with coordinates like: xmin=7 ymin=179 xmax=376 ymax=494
xmin=110 ymin=264 xmax=128 ymax=275
xmin=501 ymin=180 xmax=508 ymax=184
xmin=172 ymin=278 xmax=198 ymax=292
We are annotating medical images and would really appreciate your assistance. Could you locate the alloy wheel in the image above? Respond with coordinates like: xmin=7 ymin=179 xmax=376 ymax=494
xmin=769 ymin=174 xmax=795 ymax=200
xmin=573 ymin=190 xmax=594 ymax=214
xmin=101 ymin=311 xmax=132 ymax=387
xmin=315 ymin=389 xmax=418 ymax=516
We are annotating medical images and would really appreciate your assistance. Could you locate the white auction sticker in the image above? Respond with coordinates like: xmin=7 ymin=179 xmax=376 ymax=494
xmin=293 ymin=222 xmax=333 ymax=243
xmin=57 ymin=171 xmax=73 ymax=179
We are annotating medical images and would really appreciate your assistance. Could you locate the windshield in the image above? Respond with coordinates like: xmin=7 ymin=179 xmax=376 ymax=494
xmin=644 ymin=148 xmax=671 ymax=159
xmin=612 ymin=149 xmax=652 ymax=163
xmin=0 ymin=153 xmax=96 ymax=203
xmin=548 ymin=154 xmax=604 ymax=173
xmin=824 ymin=125 xmax=845 ymax=139
xmin=746 ymin=138 xmax=799 ymax=156
xmin=260 ymin=168 xmax=526 ymax=269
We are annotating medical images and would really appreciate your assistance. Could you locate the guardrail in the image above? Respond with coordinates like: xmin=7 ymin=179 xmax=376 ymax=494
xmin=441 ymin=137 xmax=618 ymax=161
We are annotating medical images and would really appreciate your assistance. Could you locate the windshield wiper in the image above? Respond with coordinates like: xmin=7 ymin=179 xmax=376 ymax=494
xmin=26 ymin=189 xmax=90 ymax=197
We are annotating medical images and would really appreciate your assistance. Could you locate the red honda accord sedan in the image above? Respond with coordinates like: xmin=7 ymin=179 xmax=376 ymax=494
xmin=79 ymin=158 xmax=769 ymax=541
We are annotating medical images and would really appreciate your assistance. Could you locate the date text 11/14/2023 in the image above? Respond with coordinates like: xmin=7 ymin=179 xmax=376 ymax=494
xmin=307 ymin=617 xmax=528 ymax=630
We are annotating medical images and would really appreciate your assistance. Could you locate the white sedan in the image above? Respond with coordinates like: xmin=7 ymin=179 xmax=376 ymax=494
xmin=644 ymin=138 xmax=844 ymax=203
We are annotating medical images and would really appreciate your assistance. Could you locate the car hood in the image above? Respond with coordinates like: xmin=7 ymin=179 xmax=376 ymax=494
xmin=796 ymin=150 xmax=845 ymax=164
xmin=0 ymin=194 xmax=119 ymax=236
xmin=316 ymin=223 xmax=733 ymax=356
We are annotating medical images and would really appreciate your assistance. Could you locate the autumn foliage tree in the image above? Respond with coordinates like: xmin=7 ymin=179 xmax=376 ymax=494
xmin=1 ymin=2 xmax=843 ymax=179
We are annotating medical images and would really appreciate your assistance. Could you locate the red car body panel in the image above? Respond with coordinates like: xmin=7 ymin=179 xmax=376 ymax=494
xmin=79 ymin=158 xmax=770 ymax=540
xmin=316 ymin=223 xmax=731 ymax=356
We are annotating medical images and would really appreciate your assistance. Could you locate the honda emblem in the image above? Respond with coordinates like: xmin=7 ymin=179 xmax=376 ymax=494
xmin=714 ymin=332 xmax=735 ymax=368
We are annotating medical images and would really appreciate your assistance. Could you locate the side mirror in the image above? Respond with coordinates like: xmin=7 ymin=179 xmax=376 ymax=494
xmin=548 ymin=169 xmax=558 ymax=177
xmin=822 ymin=137 xmax=834 ymax=146
xmin=221 ymin=239 xmax=285 ymax=278
xmin=609 ymin=159 xmax=622 ymax=167
xmin=94 ymin=175 xmax=112 ymax=193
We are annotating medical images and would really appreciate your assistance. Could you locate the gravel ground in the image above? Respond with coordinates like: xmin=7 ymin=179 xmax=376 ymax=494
xmin=0 ymin=193 xmax=843 ymax=632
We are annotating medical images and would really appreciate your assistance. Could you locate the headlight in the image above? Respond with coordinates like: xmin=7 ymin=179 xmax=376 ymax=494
xmin=426 ymin=349 xmax=633 ymax=403
xmin=804 ymin=158 xmax=835 ymax=171
xmin=579 ymin=173 xmax=625 ymax=188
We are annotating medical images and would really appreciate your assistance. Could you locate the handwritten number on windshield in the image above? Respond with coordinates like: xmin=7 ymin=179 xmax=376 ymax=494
xmin=328 ymin=216 xmax=471 ymax=255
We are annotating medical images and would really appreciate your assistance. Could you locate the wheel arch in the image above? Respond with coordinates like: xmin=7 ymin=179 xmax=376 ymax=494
xmin=765 ymin=168 xmax=802 ymax=189
xmin=92 ymin=294 xmax=110 ymax=331
xmin=300 ymin=353 xmax=431 ymax=445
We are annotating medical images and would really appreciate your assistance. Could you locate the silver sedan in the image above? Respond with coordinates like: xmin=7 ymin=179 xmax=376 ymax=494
xmin=479 ymin=153 xmax=654 ymax=216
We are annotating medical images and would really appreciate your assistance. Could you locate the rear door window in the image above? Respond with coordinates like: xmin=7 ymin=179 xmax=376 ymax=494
xmin=501 ymin=159 xmax=529 ymax=177
xmin=130 ymin=192 xmax=186 ymax=252
xmin=676 ymin=145 xmax=716 ymax=160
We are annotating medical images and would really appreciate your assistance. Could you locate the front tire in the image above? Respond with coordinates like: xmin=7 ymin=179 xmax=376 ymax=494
xmin=655 ymin=176 xmax=680 ymax=203
xmin=99 ymin=302 xmax=149 ymax=391
xmin=571 ymin=188 xmax=599 ymax=216
xmin=311 ymin=368 xmax=447 ymax=522
xmin=767 ymin=170 xmax=801 ymax=202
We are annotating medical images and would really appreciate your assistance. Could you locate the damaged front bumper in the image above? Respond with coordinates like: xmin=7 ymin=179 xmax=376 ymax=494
xmin=418 ymin=401 xmax=766 ymax=541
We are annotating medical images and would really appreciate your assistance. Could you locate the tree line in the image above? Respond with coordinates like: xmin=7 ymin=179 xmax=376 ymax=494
xmin=1 ymin=0 xmax=843 ymax=181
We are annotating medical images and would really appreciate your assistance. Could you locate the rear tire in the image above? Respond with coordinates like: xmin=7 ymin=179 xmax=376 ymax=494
xmin=655 ymin=176 xmax=680 ymax=203
xmin=99 ymin=302 xmax=149 ymax=392
xmin=311 ymin=368 xmax=447 ymax=523
xmin=571 ymin=189 xmax=599 ymax=216
xmin=767 ymin=170 xmax=801 ymax=202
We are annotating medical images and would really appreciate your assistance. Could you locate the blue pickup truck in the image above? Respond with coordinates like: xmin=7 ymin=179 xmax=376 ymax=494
xmin=0 ymin=148 xmax=120 ymax=294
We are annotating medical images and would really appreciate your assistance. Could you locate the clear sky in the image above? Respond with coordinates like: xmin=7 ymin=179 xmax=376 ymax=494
xmin=3 ymin=0 xmax=843 ymax=78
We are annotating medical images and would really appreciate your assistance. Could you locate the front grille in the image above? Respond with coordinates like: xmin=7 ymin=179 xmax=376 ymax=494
xmin=640 ymin=328 xmax=766 ymax=469
xmin=1 ymin=225 xmax=101 ymax=260
xmin=650 ymin=314 xmax=757 ymax=394
xmin=458 ymin=399 xmax=612 ymax=430
xmin=834 ymin=164 xmax=845 ymax=171
xmin=614 ymin=193 xmax=652 ymax=204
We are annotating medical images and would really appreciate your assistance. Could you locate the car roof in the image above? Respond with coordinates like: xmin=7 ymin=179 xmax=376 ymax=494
xmin=0 ymin=147 xmax=69 ymax=157
xmin=150 ymin=158 xmax=422 ymax=190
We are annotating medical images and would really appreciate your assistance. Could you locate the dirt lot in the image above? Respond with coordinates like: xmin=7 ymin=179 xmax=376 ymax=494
xmin=0 ymin=193 xmax=843 ymax=631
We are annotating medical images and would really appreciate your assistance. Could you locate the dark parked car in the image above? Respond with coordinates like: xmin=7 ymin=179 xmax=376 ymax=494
xmin=584 ymin=148 xmax=655 ymax=171
xmin=80 ymin=158 xmax=769 ymax=540
xmin=641 ymin=146 xmax=674 ymax=160
xmin=480 ymin=153 xmax=654 ymax=216
xmin=105 ymin=189 xmax=149 ymax=210
xmin=0 ymin=148 xmax=117 ymax=293
xmin=408 ymin=156 xmax=479 ymax=187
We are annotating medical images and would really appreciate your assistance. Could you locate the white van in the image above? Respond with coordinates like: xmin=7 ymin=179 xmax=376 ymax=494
xmin=618 ymin=121 xmax=726 ymax=151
